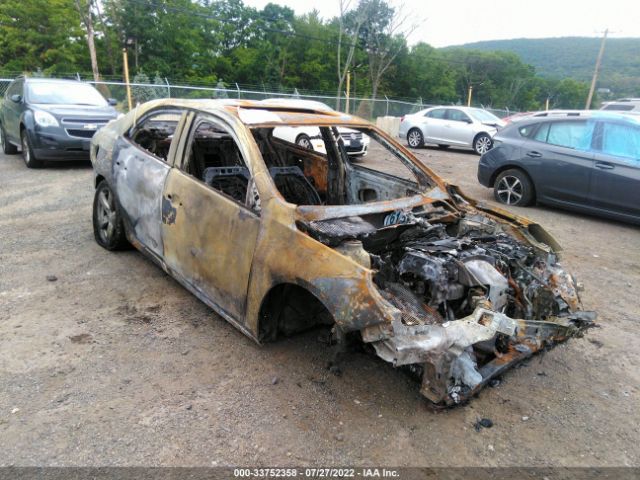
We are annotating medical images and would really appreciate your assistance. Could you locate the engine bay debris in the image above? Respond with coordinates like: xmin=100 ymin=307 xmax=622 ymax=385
xmin=303 ymin=208 xmax=595 ymax=406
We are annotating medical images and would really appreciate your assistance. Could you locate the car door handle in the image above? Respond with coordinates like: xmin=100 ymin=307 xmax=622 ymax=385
xmin=595 ymin=162 xmax=614 ymax=170
xmin=526 ymin=151 xmax=542 ymax=158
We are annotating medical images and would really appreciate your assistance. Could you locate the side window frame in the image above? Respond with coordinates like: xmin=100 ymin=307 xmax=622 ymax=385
xmin=426 ymin=108 xmax=446 ymax=120
xmin=446 ymin=109 xmax=471 ymax=123
xmin=177 ymin=113 xmax=260 ymax=214
xmin=6 ymin=80 xmax=23 ymax=100
xmin=595 ymin=121 xmax=640 ymax=163
xmin=125 ymin=108 xmax=187 ymax=165
xmin=531 ymin=120 xmax=595 ymax=151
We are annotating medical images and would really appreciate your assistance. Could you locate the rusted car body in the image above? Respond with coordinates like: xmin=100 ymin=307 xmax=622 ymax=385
xmin=90 ymin=99 xmax=595 ymax=406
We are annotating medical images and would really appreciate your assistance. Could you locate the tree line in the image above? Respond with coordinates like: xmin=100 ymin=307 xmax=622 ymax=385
xmin=0 ymin=0 xmax=595 ymax=111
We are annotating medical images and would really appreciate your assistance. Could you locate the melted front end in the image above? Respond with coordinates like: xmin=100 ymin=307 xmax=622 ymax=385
xmin=302 ymin=205 xmax=595 ymax=406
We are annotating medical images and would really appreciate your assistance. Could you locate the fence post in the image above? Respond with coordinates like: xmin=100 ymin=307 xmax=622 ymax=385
xmin=385 ymin=95 xmax=389 ymax=116
xmin=164 ymin=77 xmax=171 ymax=98
xmin=236 ymin=83 xmax=241 ymax=99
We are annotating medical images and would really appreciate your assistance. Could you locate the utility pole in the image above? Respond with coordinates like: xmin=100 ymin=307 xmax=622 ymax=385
xmin=122 ymin=48 xmax=133 ymax=111
xmin=345 ymin=70 xmax=351 ymax=114
xmin=467 ymin=85 xmax=473 ymax=107
xmin=586 ymin=29 xmax=608 ymax=109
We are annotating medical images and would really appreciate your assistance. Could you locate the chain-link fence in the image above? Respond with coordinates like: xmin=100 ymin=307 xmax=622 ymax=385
xmin=0 ymin=76 xmax=515 ymax=120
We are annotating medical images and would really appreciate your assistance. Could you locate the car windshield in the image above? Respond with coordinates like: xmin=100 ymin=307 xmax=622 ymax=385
xmin=27 ymin=82 xmax=107 ymax=106
xmin=251 ymin=124 xmax=434 ymax=206
xmin=470 ymin=109 xmax=502 ymax=123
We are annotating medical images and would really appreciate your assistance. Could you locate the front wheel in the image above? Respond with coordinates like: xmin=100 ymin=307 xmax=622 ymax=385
xmin=1 ymin=124 xmax=18 ymax=154
xmin=493 ymin=169 xmax=535 ymax=207
xmin=296 ymin=134 xmax=313 ymax=150
xmin=407 ymin=128 xmax=424 ymax=148
xmin=473 ymin=133 xmax=493 ymax=155
xmin=21 ymin=130 xmax=42 ymax=168
xmin=92 ymin=181 xmax=129 ymax=250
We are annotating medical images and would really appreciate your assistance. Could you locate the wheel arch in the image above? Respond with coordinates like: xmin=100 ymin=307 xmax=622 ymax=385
xmin=95 ymin=174 xmax=106 ymax=189
xmin=295 ymin=132 xmax=311 ymax=143
xmin=257 ymin=281 xmax=335 ymax=343
xmin=473 ymin=131 xmax=492 ymax=145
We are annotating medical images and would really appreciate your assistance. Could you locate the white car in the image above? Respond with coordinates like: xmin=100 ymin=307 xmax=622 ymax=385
xmin=601 ymin=98 xmax=640 ymax=112
xmin=398 ymin=106 xmax=505 ymax=154
xmin=260 ymin=98 xmax=369 ymax=157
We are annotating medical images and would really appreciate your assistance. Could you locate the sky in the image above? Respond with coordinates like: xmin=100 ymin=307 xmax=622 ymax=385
xmin=243 ymin=0 xmax=640 ymax=47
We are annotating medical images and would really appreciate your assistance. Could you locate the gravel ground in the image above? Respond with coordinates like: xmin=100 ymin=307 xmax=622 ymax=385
xmin=0 ymin=146 xmax=639 ymax=467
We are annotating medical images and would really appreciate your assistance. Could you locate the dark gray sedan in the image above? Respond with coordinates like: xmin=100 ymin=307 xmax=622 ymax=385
xmin=477 ymin=112 xmax=640 ymax=225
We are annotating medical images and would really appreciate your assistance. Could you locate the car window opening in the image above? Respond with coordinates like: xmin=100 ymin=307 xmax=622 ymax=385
xmin=252 ymin=125 xmax=432 ymax=206
xmin=130 ymin=113 xmax=181 ymax=161
xmin=183 ymin=121 xmax=252 ymax=204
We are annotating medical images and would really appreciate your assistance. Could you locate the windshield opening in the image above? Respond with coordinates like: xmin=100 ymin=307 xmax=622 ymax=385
xmin=27 ymin=82 xmax=108 ymax=106
xmin=251 ymin=125 xmax=433 ymax=206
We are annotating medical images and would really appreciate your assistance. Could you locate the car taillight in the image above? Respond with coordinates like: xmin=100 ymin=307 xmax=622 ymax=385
xmin=400 ymin=116 xmax=405 ymax=122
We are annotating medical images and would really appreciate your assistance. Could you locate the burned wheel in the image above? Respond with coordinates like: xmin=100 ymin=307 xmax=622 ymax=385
xmin=92 ymin=180 xmax=128 ymax=250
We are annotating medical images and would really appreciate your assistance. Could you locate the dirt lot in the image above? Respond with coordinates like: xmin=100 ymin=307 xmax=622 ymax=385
xmin=1 ymin=145 xmax=639 ymax=467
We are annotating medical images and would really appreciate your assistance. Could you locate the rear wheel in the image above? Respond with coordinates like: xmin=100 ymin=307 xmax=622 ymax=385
xmin=407 ymin=128 xmax=424 ymax=148
xmin=493 ymin=169 xmax=534 ymax=206
xmin=93 ymin=180 xmax=129 ymax=250
xmin=21 ymin=130 xmax=42 ymax=168
xmin=473 ymin=133 xmax=492 ymax=155
xmin=1 ymin=124 xmax=18 ymax=154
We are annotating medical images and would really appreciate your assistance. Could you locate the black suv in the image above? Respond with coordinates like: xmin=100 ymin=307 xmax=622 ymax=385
xmin=0 ymin=77 xmax=119 ymax=167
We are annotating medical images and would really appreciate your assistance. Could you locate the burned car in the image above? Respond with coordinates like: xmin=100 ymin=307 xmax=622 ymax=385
xmin=90 ymin=99 xmax=595 ymax=406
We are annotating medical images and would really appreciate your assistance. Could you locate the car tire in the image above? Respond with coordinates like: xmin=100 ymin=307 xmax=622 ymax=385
xmin=296 ymin=134 xmax=313 ymax=150
xmin=93 ymin=180 xmax=129 ymax=250
xmin=493 ymin=169 xmax=535 ymax=207
xmin=21 ymin=129 xmax=42 ymax=168
xmin=437 ymin=144 xmax=450 ymax=149
xmin=473 ymin=133 xmax=493 ymax=155
xmin=1 ymin=123 xmax=18 ymax=154
xmin=407 ymin=128 xmax=424 ymax=148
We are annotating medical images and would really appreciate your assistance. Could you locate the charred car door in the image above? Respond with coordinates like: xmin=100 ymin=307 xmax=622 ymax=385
xmin=161 ymin=115 xmax=261 ymax=323
xmin=112 ymin=109 xmax=187 ymax=258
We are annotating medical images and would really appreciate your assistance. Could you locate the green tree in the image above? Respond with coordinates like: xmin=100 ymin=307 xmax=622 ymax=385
xmin=0 ymin=0 xmax=87 ymax=74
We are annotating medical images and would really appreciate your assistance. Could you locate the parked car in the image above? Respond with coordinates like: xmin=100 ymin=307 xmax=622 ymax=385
xmin=503 ymin=109 xmax=584 ymax=125
xmin=262 ymin=99 xmax=369 ymax=157
xmin=398 ymin=106 xmax=505 ymax=154
xmin=478 ymin=111 xmax=640 ymax=224
xmin=90 ymin=98 xmax=594 ymax=406
xmin=0 ymin=77 xmax=118 ymax=167
xmin=600 ymin=98 xmax=640 ymax=112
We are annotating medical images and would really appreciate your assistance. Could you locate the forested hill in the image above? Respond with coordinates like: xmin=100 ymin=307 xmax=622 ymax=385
xmin=451 ymin=37 xmax=640 ymax=97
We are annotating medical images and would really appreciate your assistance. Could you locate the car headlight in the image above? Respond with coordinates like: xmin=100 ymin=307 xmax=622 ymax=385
xmin=34 ymin=110 xmax=59 ymax=128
